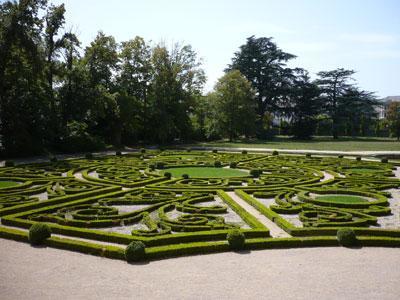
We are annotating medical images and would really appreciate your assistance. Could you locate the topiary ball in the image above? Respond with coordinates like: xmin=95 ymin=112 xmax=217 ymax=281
xmin=214 ymin=160 xmax=222 ymax=168
xmin=116 ymin=151 xmax=122 ymax=156
xmin=227 ymin=229 xmax=245 ymax=250
xmin=272 ymin=150 xmax=279 ymax=156
xmin=337 ymin=228 xmax=358 ymax=247
xmin=230 ymin=162 xmax=237 ymax=168
xmin=164 ymin=172 xmax=172 ymax=179
xmin=338 ymin=155 xmax=344 ymax=159
xmin=125 ymin=241 xmax=146 ymax=262
xmin=381 ymin=157 xmax=388 ymax=163
xmin=85 ymin=152 xmax=93 ymax=159
xmin=306 ymin=153 xmax=311 ymax=158
xmin=140 ymin=148 xmax=146 ymax=154
xmin=212 ymin=149 xmax=218 ymax=153
xmin=250 ymin=169 xmax=262 ymax=178
xmin=182 ymin=174 xmax=189 ymax=179
xmin=29 ymin=223 xmax=51 ymax=245
xmin=4 ymin=160 xmax=14 ymax=167
xmin=242 ymin=150 xmax=248 ymax=155
xmin=356 ymin=156 xmax=361 ymax=161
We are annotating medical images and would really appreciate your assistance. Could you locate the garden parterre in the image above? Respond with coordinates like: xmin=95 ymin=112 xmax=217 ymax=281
xmin=0 ymin=150 xmax=399 ymax=261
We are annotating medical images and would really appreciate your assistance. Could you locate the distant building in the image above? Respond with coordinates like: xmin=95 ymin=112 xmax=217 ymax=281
xmin=376 ymin=96 xmax=400 ymax=119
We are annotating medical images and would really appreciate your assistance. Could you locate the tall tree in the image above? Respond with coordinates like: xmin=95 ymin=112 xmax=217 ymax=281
xmin=209 ymin=70 xmax=256 ymax=141
xmin=386 ymin=102 xmax=400 ymax=140
xmin=287 ymin=70 xmax=321 ymax=139
xmin=227 ymin=36 xmax=296 ymax=137
xmin=315 ymin=68 xmax=356 ymax=139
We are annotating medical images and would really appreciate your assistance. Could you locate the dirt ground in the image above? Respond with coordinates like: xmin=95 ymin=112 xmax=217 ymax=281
xmin=0 ymin=239 xmax=399 ymax=299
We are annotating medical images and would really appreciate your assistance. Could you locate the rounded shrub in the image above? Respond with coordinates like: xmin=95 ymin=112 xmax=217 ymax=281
xmin=230 ymin=162 xmax=237 ymax=168
xmin=155 ymin=161 xmax=165 ymax=169
xmin=214 ymin=160 xmax=222 ymax=168
xmin=250 ymin=169 xmax=262 ymax=178
xmin=164 ymin=172 xmax=172 ymax=179
xmin=272 ymin=150 xmax=279 ymax=156
xmin=338 ymin=155 xmax=344 ymax=159
xmin=381 ymin=157 xmax=388 ymax=163
xmin=140 ymin=148 xmax=146 ymax=154
xmin=182 ymin=174 xmax=189 ymax=179
xmin=116 ymin=151 xmax=122 ymax=156
xmin=305 ymin=153 xmax=311 ymax=158
xmin=49 ymin=155 xmax=58 ymax=163
xmin=85 ymin=152 xmax=93 ymax=159
xmin=4 ymin=160 xmax=14 ymax=167
xmin=242 ymin=150 xmax=248 ymax=155
xmin=186 ymin=148 xmax=192 ymax=152
xmin=227 ymin=229 xmax=245 ymax=250
xmin=356 ymin=156 xmax=362 ymax=161
xmin=29 ymin=223 xmax=51 ymax=245
xmin=212 ymin=149 xmax=218 ymax=153
xmin=125 ymin=241 xmax=146 ymax=262
xmin=337 ymin=228 xmax=358 ymax=247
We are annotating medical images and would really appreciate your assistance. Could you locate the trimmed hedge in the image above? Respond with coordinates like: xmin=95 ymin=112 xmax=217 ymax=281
xmin=29 ymin=223 xmax=51 ymax=245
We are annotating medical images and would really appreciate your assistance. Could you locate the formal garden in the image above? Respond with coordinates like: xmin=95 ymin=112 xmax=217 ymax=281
xmin=0 ymin=149 xmax=399 ymax=262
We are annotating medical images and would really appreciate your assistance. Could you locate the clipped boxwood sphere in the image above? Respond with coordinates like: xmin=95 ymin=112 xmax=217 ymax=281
xmin=230 ymin=161 xmax=237 ymax=168
xmin=227 ymin=229 xmax=245 ymax=250
xmin=214 ymin=160 xmax=222 ymax=167
xmin=212 ymin=149 xmax=218 ymax=153
xmin=140 ymin=148 xmax=146 ymax=153
xmin=164 ymin=172 xmax=172 ymax=179
xmin=29 ymin=223 xmax=51 ymax=245
xmin=356 ymin=156 xmax=362 ymax=161
xmin=305 ymin=153 xmax=311 ymax=158
xmin=381 ymin=157 xmax=388 ymax=163
xmin=85 ymin=152 xmax=93 ymax=159
xmin=242 ymin=150 xmax=247 ymax=155
xmin=116 ymin=151 xmax=122 ymax=156
xmin=250 ymin=169 xmax=262 ymax=178
xmin=337 ymin=228 xmax=357 ymax=247
xmin=125 ymin=241 xmax=146 ymax=262
xmin=182 ymin=174 xmax=189 ymax=179
xmin=272 ymin=150 xmax=279 ymax=156
xmin=338 ymin=155 xmax=344 ymax=159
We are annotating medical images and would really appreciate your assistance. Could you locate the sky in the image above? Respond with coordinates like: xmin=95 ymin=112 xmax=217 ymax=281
xmin=51 ymin=0 xmax=400 ymax=98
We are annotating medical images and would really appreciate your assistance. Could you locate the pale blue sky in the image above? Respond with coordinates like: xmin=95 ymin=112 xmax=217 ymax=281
xmin=52 ymin=0 xmax=399 ymax=97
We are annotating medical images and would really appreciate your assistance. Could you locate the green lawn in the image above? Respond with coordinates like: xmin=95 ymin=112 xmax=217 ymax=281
xmin=315 ymin=194 xmax=369 ymax=204
xmin=0 ymin=181 xmax=19 ymax=188
xmin=190 ymin=136 xmax=400 ymax=152
xmin=163 ymin=167 xmax=249 ymax=178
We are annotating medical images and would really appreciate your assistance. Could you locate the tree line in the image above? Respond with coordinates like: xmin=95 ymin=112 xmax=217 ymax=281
xmin=0 ymin=1 xmax=397 ymax=157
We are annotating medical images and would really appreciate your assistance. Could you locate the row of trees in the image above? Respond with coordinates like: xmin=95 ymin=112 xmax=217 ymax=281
xmin=0 ymin=1 xmax=397 ymax=157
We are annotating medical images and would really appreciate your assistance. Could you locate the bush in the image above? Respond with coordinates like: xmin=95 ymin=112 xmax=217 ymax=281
xmin=242 ymin=150 xmax=247 ymax=155
xmin=149 ymin=164 xmax=155 ymax=171
xmin=125 ymin=241 xmax=146 ymax=262
xmin=4 ymin=160 xmax=14 ymax=167
xmin=305 ymin=153 xmax=311 ymax=158
xmin=164 ymin=172 xmax=172 ymax=179
xmin=182 ymin=174 xmax=189 ymax=179
xmin=338 ymin=155 xmax=344 ymax=159
xmin=230 ymin=162 xmax=237 ymax=168
xmin=272 ymin=150 xmax=279 ymax=156
xmin=186 ymin=148 xmax=192 ymax=152
xmin=29 ymin=223 xmax=51 ymax=245
xmin=250 ymin=169 xmax=262 ymax=178
xmin=227 ymin=229 xmax=245 ymax=250
xmin=116 ymin=151 xmax=122 ymax=156
xmin=49 ymin=155 xmax=58 ymax=163
xmin=140 ymin=148 xmax=146 ymax=153
xmin=212 ymin=149 xmax=218 ymax=153
xmin=381 ymin=157 xmax=388 ymax=163
xmin=214 ymin=160 xmax=222 ymax=168
xmin=356 ymin=156 xmax=362 ymax=161
xmin=85 ymin=152 xmax=93 ymax=159
xmin=337 ymin=228 xmax=358 ymax=247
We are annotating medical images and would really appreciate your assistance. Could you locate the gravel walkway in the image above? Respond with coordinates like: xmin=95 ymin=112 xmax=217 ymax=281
xmin=0 ymin=239 xmax=399 ymax=299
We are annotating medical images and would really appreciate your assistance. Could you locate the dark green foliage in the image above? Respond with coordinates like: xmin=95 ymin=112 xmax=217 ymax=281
xmin=227 ymin=229 xmax=245 ymax=250
xmin=116 ymin=151 xmax=122 ymax=156
xmin=29 ymin=223 xmax=51 ymax=245
xmin=306 ymin=153 xmax=311 ymax=158
xmin=336 ymin=228 xmax=358 ymax=247
xmin=212 ymin=149 xmax=218 ymax=153
xmin=4 ymin=160 xmax=15 ymax=167
xmin=49 ymin=156 xmax=58 ymax=163
xmin=155 ymin=162 xmax=165 ymax=169
xmin=272 ymin=150 xmax=279 ymax=156
xmin=125 ymin=241 xmax=146 ymax=262
xmin=356 ymin=156 xmax=362 ymax=161
xmin=85 ymin=153 xmax=93 ymax=159
xmin=381 ymin=157 xmax=388 ymax=163
xmin=141 ymin=148 xmax=146 ymax=153
xmin=338 ymin=155 xmax=344 ymax=159
xmin=242 ymin=150 xmax=247 ymax=154
xmin=182 ymin=174 xmax=189 ymax=179
xmin=230 ymin=162 xmax=237 ymax=168
xmin=250 ymin=169 xmax=262 ymax=178
xmin=164 ymin=172 xmax=172 ymax=179
xmin=214 ymin=161 xmax=222 ymax=168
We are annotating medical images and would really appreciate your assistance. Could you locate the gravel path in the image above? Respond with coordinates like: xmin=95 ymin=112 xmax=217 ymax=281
xmin=0 ymin=239 xmax=399 ymax=300
xmin=226 ymin=191 xmax=290 ymax=237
